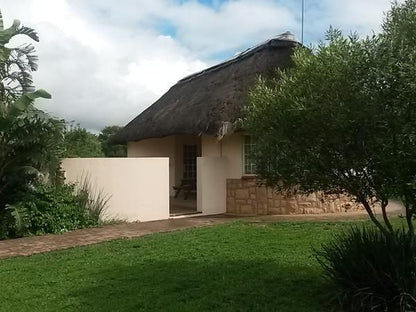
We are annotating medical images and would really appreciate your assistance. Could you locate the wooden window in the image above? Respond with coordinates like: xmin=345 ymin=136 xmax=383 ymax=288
xmin=243 ymin=135 xmax=256 ymax=175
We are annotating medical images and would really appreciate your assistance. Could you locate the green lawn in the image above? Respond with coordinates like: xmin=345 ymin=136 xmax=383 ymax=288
xmin=0 ymin=219 xmax=397 ymax=312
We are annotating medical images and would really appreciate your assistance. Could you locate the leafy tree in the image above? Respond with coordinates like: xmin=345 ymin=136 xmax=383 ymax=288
xmin=244 ymin=1 xmax=416 ymax=237
xmin=98 ymin=125 xmax=126 ymax=157
xmin=63 ymin=124 xmax=104 ymax=158
xmin=374 ymin=0 xmax=416 ymax=237
xmin=0 ymin=13 xmax=64 ymax=211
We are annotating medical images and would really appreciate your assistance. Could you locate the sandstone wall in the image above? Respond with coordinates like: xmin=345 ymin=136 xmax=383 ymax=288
xmin=226 ymin=177 xmax=362 ymax=215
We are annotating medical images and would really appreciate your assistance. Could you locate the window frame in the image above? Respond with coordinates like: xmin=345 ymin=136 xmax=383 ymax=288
xmin=242 ymin=135 xmax=256 ymax=175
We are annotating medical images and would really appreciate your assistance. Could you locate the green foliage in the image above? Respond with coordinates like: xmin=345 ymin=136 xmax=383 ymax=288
xmin=244 ymin=0 xmax=416 ymax=236
xmin=2 ymin=181 xmax=108 ymax=238
xmin=0 ymin=10 xmax=39 ymax=106
xmin=75 ymin=176 xmax=110 ymax=224
xmin=0 ymin=107 xmax=64 ymax=204
xmin=316 ymin=226 xmax=416 ymax=311
xmin=98 ymin=125 xmax=126 ymax=157
xmin=63 ymin=124 xmax=104 ymax=158
xmin=0 ymin=12 xmax=63 ymax=217
xmin=6 ymin=184 xmax=89 ymax=237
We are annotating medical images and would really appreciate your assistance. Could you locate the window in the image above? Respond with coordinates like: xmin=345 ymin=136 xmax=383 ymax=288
xmin=183 ymin=144 xmax=197 ymax=180
xmin=243 ymin=135 xmax=256 ymax=175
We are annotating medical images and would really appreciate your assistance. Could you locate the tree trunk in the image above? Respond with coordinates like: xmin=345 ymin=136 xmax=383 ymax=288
xmin=360 ymin=199 xmax=391 ymax=238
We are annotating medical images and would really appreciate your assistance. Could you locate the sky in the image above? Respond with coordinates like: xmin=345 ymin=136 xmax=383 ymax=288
xmin=0 ymin=0 xmax=395 ymax=132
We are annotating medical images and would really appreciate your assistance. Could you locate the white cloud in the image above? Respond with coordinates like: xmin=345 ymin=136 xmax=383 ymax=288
xmin=304 ymin=0 xmax=397 ymax=43
xmin=0 ymin=0 xmax=398 ymax=131
xmin=168 ymin=0 xmax=298 ymax=54
xmin=0 ymin=0 xmax=209 ymax=130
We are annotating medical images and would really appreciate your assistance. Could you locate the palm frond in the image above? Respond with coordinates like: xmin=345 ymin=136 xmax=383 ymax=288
xmin=16 ymin=26 xmax=39 ymax=42
xmin=0 ymin=10 xmax=4 ymax=31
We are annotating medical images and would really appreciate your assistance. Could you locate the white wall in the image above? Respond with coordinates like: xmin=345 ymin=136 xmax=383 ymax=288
xmin=128 ymin=136 xmax=176 ymax=196
xmin=62 ymin=158 xmax=169 ymax=222
xmin=201 ymin=133 xmax=243 ymax=179
xmin=197 ymin=157 xmax=227 ymax=215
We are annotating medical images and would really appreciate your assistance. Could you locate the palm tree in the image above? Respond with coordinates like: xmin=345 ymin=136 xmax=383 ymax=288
xmin=0 ymin=10 xmax=41 ymax=112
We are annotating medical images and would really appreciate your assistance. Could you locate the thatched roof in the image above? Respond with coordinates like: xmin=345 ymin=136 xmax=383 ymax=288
xmin=113 ymin=33 xmax=298 ymax=144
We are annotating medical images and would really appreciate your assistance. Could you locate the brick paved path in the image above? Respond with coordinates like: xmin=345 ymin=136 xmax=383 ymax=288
xmin=0 ymin=216 xmax=230 ymax=259
xmin=0 ymin=201 xmax=403 ymax=259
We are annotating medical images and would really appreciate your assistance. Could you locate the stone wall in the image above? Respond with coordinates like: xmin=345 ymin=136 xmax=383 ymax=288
xmin=226 ymin=177 xmax=361 ymax=215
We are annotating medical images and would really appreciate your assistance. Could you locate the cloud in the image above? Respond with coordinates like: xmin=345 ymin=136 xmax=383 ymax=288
xmin=0 ymin=0 xmax=397 ymax=132
xmin=0 ymin=0 xmax=209 ymax=131
xmin=166 ymin=0 xmax=299 ymax=55
xmin=304 ymin=0 xmax=396 ymax=43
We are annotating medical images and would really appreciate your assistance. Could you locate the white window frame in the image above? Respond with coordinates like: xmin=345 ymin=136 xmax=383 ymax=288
xmin=242 ymin=135 xmax=256 ymax=175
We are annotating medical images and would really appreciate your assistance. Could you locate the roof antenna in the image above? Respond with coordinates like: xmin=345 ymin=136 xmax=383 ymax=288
xmin=301 ymin=0 xmax=305 ymax=44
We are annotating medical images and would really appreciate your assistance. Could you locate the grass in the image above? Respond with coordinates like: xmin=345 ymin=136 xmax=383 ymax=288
xmin=0 ymin=219 xmax=407 ymax=312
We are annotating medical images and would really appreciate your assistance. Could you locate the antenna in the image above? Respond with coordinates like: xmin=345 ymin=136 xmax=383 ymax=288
xmin=301 ymin=0 xmax=305 ymax=44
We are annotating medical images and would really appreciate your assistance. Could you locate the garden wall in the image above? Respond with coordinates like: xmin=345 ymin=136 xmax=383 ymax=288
xmin=197 ymin=156 xmax=227 ymax=215
xmin=226 ymin=177 xmax=361 ymax=215
xmin=62 ymin=158 xmax=169 ymax=222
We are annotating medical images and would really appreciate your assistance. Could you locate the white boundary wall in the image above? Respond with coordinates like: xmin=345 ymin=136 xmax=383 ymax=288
xmin=62 ymin=158 xmax=169 ymax=222
xmin=197 ymin=157 xmax=227 ymax=215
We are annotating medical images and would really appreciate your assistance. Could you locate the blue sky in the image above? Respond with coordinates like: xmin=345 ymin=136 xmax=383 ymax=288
xmin=0 ymin=0 xmax=395 ymax=131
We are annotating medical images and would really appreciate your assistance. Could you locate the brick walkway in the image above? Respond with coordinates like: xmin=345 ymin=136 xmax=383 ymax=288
xmin=0 ymin=216 xmax=231 ymax=259
xmin=0 ymin=201 xmax=403 ymax=259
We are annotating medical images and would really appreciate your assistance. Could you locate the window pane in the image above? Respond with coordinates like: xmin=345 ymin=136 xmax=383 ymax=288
xmin=183 ymin=145 xmax=197 ymax=179
xmin=243 ymin=135 xmax=256 ymax=174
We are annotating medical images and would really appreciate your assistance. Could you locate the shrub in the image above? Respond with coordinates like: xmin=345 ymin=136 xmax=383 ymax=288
xmin=1 ymin=182 xmax=108 ymax=238
xmin=74 ymin=176 xmax=109 ymax=224
xmin=316 ymin=227 xmax=416 ymax=312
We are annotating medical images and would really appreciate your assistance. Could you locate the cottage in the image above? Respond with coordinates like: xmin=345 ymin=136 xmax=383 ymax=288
xmin=113 ymin=32 xmax=357 ymax=216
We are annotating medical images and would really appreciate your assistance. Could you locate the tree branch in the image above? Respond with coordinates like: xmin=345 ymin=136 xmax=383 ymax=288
xmin=360 ymin=198 xmax=391 ymax=237
xmin=405 ymin=201 xmax=415 ymax=237
xmin=381 ymin=198 xmax=394 ymax=233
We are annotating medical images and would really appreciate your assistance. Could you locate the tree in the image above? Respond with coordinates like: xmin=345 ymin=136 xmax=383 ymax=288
xmin=0 ymin=13 xmax=64 ymax=211
xmin=244 ymin=1 xmax=416 ymax=237
xmin=98 ymin=125 xmax=126 ymax=157
xmin=63 ymin=124 xmax=104 ymax=158
xmin=0 ymin=11 xmax=39 ymax=107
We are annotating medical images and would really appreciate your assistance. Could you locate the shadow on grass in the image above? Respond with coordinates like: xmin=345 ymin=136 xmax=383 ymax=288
xmin=71 ymin=259 xmax=330 ymax=312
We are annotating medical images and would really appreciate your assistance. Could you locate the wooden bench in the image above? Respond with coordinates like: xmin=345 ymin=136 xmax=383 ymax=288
xmin=173 ymin=179 xmax=196 ymax=199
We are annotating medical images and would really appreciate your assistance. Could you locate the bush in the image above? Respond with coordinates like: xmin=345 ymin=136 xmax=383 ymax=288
xmin=316 ymin=227 xmax=416 ymax=312
xmin=1 ymin=182 xmax=108 ymax=238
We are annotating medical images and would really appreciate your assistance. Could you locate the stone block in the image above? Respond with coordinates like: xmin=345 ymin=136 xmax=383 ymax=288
xmin=268 ymin=207 xmax=281 ymax=215
xmin=288 ymin=201 xmax=299 ymax=213
xmin=256 ymin=187 xmax=267 ymax=198
xmin=305 ymin=193 xmax=317 ymax=201
xmin=241 ymin=204 xmax=254 ymax=214
xmin=227 ymin=198 xmax=235 ymax=213
xmin=235 ymin=189 xmax=249 ymax=199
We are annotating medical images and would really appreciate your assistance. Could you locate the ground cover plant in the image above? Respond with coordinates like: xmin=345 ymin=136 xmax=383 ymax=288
xmin=0 ymin=220 xmax=387 ymax=312
xmin=316 ymin=226 xmax=416 ymax=311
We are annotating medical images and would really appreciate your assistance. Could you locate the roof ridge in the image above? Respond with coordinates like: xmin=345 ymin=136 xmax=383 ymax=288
xmin=177 ymin=33 xmax=299 ymax=85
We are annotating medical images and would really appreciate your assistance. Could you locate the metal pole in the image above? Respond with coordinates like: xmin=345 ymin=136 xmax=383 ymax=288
xmin=301 ymin=0 xmax=305 ymax=44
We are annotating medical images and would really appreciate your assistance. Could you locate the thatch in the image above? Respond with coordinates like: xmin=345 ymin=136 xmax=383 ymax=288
xmin=113 ymin=34 xmax=298 ymax=144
